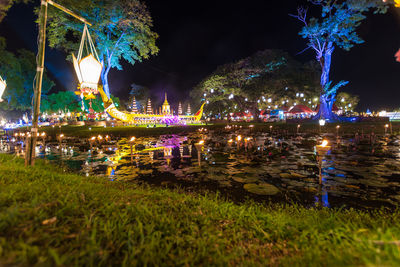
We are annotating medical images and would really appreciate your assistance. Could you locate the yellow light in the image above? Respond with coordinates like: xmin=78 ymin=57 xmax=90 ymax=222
xmin=130 ymin=136 xmax=136 ymax=142
xmin=297 ymin=124 xmax=300 ymax=128
xmin=245 ymin=137 xmax=251 ymax=141
xmin=98 ymin=135 xmax=103 ymax=140
xmin=228 ymin=139 xmax=233 ymax=143
xmin=0 ymin=75 xmax=6 ymax=102
xmin=336 ymin=125 xmax=340 ymax=129
xmin=199 ymin=140 xmax=205 ymax=145
xmin=90 ymin=136 xmax=96 ymax=141
xmin=41 ymin=132 xmax=46 ymax=136
xmin=321 ymin=140 xmax=328 ymax=147
xmin=59 ymin=134 xmax=64 ymax=138
xmin=396 ymin=0 xmax=400 ymax=8
xmin=237 ymin=135 xmax=242 ymax=141
xmin=385 ymin=124 xmax=389 ymax=128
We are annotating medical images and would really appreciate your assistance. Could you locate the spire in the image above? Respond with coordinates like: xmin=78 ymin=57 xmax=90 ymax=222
xmin=131 ymin=96 xmax=138 ymax=113
xmin=178 ymin=102 xmax=183 ymax=115
xmin=163 ymin=92 xmax=169 ymax=105
xmin=186 ymin=103 xmax=191 ymax=115
xmin=146 ymin=98 xmax=153 ymax=114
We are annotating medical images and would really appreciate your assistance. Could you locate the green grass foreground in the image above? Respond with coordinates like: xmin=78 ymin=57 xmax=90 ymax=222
xmin=0 ymin=154 xmax=399 ymax=266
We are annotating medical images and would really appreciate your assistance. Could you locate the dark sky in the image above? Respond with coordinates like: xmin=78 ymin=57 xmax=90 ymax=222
xmin=0 ymin=0 xmax=399 ymax=110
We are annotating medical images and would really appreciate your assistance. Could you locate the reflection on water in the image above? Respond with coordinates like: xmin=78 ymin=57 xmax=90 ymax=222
xmin=2 ymin=127 xmax=400 ymax=209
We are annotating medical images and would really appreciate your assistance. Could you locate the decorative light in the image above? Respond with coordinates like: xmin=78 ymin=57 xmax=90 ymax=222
xmin=0 ymin=75 xmax=6 ymax=102
xmin=300 ymin=93 xmax=304 ymax=97
xmin=319 ymin=119 xmax=326 ymax=126
xmin=129 ymin=136 xmax=136 ymax=142
xmin=267 ymin=98 xmax=272 ymax=103
xmin=72 ymin=25 xmax=103 ymax=97
xmin=321 ymin=140 xmax=328 ymax=147
xmin=210 ymin=89 xmax=214 ymax=93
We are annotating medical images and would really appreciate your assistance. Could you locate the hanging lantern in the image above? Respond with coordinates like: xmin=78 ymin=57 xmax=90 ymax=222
xmin=72 ymin=24 xmax=102 ymax=97
xmin=0 ymin=75 xmax=6 ymax=102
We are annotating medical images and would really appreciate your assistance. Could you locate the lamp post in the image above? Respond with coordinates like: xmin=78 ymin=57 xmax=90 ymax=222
xmin=236 ymin=135 xmax=242 ymax=150
xmin=58 ymin=133 xmax=64 ymax=158
xmin=297 ymin=124 xmax=300 ymax=134
xmin=194 ymin=140 xmax=205 ymax=166
xmin=385 ymin=124 xmax=389 ymax=135
xmin=129 ymin=136 xmax=135 ymax=163
xmin=25 ymin=0 xmax=91 ymax=166
xmin=316 ymin=140 xmax=331 ymax=184
xmin=336 ymin=125 xmax=340 ymax=137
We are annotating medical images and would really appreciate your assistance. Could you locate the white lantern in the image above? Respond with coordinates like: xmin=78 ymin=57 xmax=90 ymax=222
xmin=73 ymin=54 xmax=102 ymax=94
xmin=0 ymin=75 xmax=6 ymax=102
xmin=73 ymin=24 xmax=102 ymax=96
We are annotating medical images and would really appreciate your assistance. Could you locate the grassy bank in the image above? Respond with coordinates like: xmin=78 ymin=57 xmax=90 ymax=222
xmin=0 ymin=154 xmax=400 ymax=266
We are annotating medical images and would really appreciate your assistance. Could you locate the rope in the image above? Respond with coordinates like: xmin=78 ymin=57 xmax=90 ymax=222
xmin=77 ymin=24 xmax=101 ymax=63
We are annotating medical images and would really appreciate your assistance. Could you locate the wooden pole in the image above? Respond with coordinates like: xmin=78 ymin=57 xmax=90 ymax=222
xmin=25 ymin=0 xmax=48 ymax=166
xmin=25 ymin=0 xmax=91 ymax=165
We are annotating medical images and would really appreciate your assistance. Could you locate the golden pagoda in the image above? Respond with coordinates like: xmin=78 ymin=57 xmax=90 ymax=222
xmin=162 ymin=92 xmax=171 ymax=115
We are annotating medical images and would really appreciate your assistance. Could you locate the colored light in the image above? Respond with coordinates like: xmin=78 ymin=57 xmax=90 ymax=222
xmin=0 ymin=76 xmax=6 ymax=102
xmin=321 ymin=140 xmax=328 ymax=147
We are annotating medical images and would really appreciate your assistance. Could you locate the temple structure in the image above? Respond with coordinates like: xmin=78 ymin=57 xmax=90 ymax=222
xmin=162 ymin=93 xmax=171 ymax=115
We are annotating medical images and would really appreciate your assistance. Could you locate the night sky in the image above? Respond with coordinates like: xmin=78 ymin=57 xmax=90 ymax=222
xmin=0 ymin=0 xmax=399 ymax=110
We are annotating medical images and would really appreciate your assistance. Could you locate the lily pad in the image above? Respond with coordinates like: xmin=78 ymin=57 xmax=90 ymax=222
xmin=243 ymin=183 xmax=279 ymax=195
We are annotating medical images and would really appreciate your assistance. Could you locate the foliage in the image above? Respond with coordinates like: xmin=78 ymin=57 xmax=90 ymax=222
xmin=0 ymin=0 xmax=29 ymax=23
xmin=0 ymin=37 xmax=55 ymax=111
xmin=46 ymin=0 xmax=159 ymax=98
xmin=128 ymin=83 xmax=150 ymax=111
xmin=191 ymin=50 xmax=320 ymax=119
xmin=1 ymin=153 xmax=400 ymax=266
xmin=41 ymin=91 xmax=80 ymax=113
xmin=336 ymin=91 xmax=360 ymax=112
xmin=41 ymin=91 xmax=120 ymax=114
xmin=291 ymin=0 xmax=390 ymax=119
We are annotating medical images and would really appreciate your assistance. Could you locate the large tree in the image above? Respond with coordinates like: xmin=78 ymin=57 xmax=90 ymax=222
xmin=191 ymin=50 xmax=320 ymax=120
xmin=0 ymin=0 xmax=29 ymax=23
xmin=291 ymin=0 xmax=390 ymax=121
xmin=46 ymin=0 xmax=159 ymax=98
xmin=0 ymin=37 xmax=54 ymax=111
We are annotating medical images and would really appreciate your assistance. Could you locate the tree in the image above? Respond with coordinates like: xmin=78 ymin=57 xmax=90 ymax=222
xmin=41 ymin=91 xmax=80 ymax=113
xmin=46 ymin=0 xmax=159 ymax=98
xmin=0 ymin=37 xmax=54 ymax=111
xmin=191 ymin=49 xmax=320 ymax=121
xmin=128 ymin=83 xmax=150 ymax=111
xmin=291 ymin=0 xmax=389 ymax=121
xmin=0 ymin=0 xmax=29 ymax=23
xmin=336 ymin=92 xmax=359 ymax=113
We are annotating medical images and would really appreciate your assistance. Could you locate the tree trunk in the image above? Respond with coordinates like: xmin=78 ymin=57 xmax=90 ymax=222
xmin=315 ymin=42 xmax=337 ymax=121
xmin=101 ymin=65 xmax=111 ymax=99
xmin=250 ymin=106 xmax=261 ymax=122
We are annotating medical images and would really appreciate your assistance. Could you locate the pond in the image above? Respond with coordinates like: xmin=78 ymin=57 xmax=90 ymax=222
xmin=3 ymin=126 xmax=400 ymax=209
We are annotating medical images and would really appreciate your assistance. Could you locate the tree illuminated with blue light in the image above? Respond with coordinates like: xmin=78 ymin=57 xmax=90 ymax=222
xmin=291 ymin=0 xmax=389 ymax=121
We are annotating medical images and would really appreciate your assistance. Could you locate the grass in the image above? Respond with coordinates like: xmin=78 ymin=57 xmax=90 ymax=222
xmin=0 ymin=154 xmax=400 ymax=266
